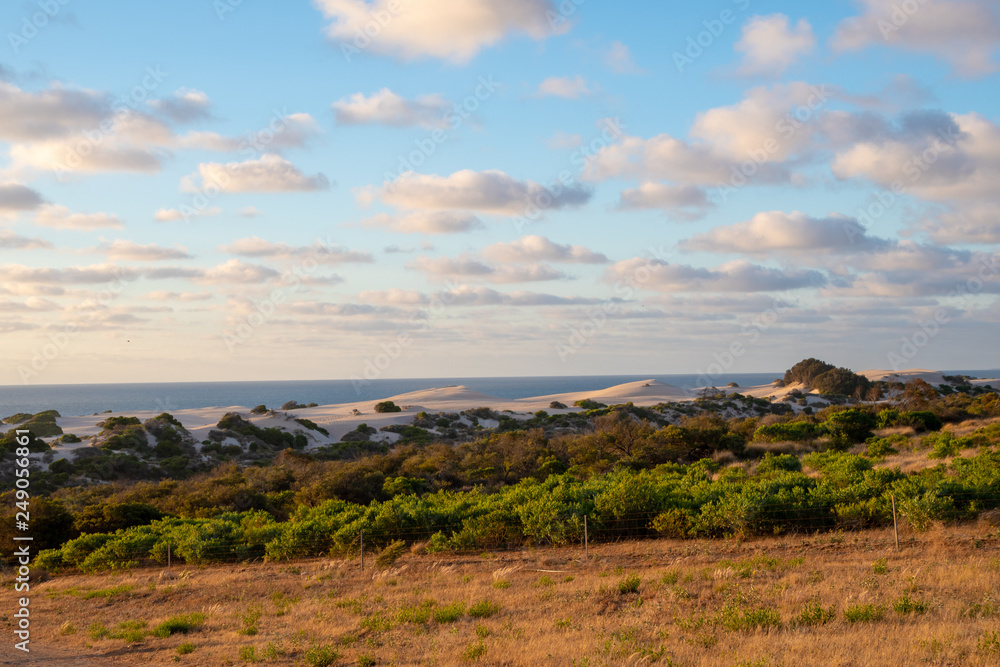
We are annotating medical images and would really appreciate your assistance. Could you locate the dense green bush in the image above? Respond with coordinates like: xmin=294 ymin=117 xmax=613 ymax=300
xmin=374 ymin=401 xmax=402 ymax=413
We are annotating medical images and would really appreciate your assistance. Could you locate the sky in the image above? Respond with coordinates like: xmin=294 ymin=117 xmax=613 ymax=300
xmin=0 ymin=0 xmax=998 ymax=386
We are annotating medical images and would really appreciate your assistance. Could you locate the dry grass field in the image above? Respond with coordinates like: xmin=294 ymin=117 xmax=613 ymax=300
xmin=4 ymin=523 xmax=1000 ymax=667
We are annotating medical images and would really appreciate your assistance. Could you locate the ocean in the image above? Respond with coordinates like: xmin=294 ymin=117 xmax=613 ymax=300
xmin=1 ymin=370 xmax=995 ymax=418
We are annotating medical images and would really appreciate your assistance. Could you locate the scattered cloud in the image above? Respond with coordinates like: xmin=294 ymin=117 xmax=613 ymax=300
xmin=617 ymin=183 xmax=713 ymax=220
xmin=147 ymin=88 xmax=213 ymax=123
xmin=219 ymin=236 xmax=373 ymax=264
xmin=0 ymin=182 xmax=45 ymax=211
xmin=237 ymin=206 xmax=262 ymax=218
xmin=605 ymin=41 xmax=640 ymax=73
xmin=362 ymin=211 xmax=484 ymax=234
xmin=314 ymin=0 xmax=565 ymax=63
xmin=333 ymin=88 xmax=451 ymax=128
xmin=154 ymin=206 xmax=222 ymax=222
xmin=100 ymin=240 xmax=192 ymax=261
xmin=371 ymin=169 xmax=591 ymax=216
xmin=832 ymin=0 xmax=1000 ymax=77
xmin=34 ymin=204 xmax=123 ymax=230
xmin=680 ymin=210 xmax=892 ymax=256
xmin=481 ymin=235 xmax=608 ymax=264
xmin=735 ymin=14 xmax=816 ymax=77
xmin=407 ymin=254 xmax=569 ymax=283
xmin=604 ymin=257 xmax=826 ymax=293
xmin=546 ymin=131 xmax=583 ymax=149
xmin=534 ymin=75 xmax=593 ymax=99
xmin=144 ymin=290 xmax=212 ymax=301
xmin=182 ymin=154 xmax=331 ymax=193
xmin=0 ymin=230 xmax=52 ymax=250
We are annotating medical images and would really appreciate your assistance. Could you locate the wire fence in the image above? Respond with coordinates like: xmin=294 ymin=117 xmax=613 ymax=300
xmin=33 ymin=492 xmax=1000 ymax=574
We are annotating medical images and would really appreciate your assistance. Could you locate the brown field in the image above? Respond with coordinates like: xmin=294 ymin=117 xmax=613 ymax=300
xmin=3 ymin=524 xmax=1000 ymax=667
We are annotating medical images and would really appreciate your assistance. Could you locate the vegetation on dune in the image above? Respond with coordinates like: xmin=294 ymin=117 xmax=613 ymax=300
xmin=3 ymin=359 xmax=1000 ymax=572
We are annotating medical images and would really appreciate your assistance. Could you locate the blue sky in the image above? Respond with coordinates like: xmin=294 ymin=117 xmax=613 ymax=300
xmin=0 ymin=0 xmax=998 ymax=384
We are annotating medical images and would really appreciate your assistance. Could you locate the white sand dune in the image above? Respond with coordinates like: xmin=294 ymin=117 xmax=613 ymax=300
xmin=21 ymin=368 xmax=996 ymax=458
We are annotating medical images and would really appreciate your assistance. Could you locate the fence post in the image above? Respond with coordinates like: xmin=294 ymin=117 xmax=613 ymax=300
xmin=891 ymin=495 xmax=899 ymax=551
xmin=584 ymin=515 xmax=589 ymax=559
xmin=167 ymin=544 xmax=171 ymax=568
xmin=360 ymin=529 xmax=364 ymax=571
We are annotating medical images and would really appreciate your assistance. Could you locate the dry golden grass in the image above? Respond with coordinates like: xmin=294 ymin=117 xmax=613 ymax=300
xmin=5 ymin=525 xmax=1000 ymax=666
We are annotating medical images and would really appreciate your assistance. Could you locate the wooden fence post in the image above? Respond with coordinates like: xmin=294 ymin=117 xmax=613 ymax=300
xmin=167 ymin=544 xmax=171 ymax=568
xmin=584 ymin=515 xmax=589 ymax=559
xmin=891 ymin=495 xmax=899 ymax=551
xmin=360 ymin=529 xmax=364 ymax=571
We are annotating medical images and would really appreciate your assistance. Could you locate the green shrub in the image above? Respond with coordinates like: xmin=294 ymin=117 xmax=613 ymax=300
xmin=375 ymin=540 xmax=407 ymax=569
xmin=753 ymin=421 xmax=821 ymax=443
xmin=303 ymin=645 xmax=340 ymax=667
xmin=844 ymin=604 xmax=885 ymax=623
xmin=433 ymin=602 xmax=465 ymax=623
xmin=295 ymin=418 xmax=329 ymax=436
xmin=616 ymin=574 xmax=641 ymax=595
xmin=374 ymin=401 xmax=402 ymax=413
xmin=152 ymin=613 xmax=205 ymax=638
xmin=176 ymin=642 xmax=196 ymax=655
xmin=793 ymin=600 xmax=836 ymax=627
xmin=468 ymin=600 xmax=501 ymax=618
xmin=893 ymin=595 xmax=928 ymax=615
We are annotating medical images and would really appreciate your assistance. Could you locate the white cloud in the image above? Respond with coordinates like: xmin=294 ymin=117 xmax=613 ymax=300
xmin=34 ymin=204 xmax=123 ymax=230
xmin=144 ymin=290 xmax=212 ymax=302
xmin=358 ymin=288 xmax=430 ymax=306
xmin=147 ymin=88 xmax=213 ymax=123
xmin=407 ymin=255 xmax=568 ymax=283
xmin=219 ymin=236 xmax=373 ymax=264
xmin=154 ymin=206 xmax=222 ymax=222
xmin=333 ymin=88 xmax=451 ymax=128
xmin=237 ymin=206 xmax=262 ymax=218
xmin=922 ymin=203 xmax=1000 ymax=245
xmin=0 ymin=263 xmax=133 ymax=284
xmin=314 ymin=0 xmax=564 ymax=63
xmin=101 ymin=240 xmax=192 ymax=261
xmin=735 ymin=14 xmax=816 ymax=77
xmin=182 ymin=154 xmax=331 ymax=193
xmin=605 ymin=41 xmax=640 ymax=73
xmin=680 ymin=211 xmax=891 ymax=256
xmin=832 ymin=0 xmax=1000 ymax=77
xmin=439 ymin=285 xmax=606 ymax=307
xmin=481 ymin=235 xmax=608 ymax=264
xmin=0 ymin=230 xmax=52 ymax=250
xmin=362 ymin=211 xmax=483 ymax=234
xmin=372 ymin=169 xmax=591 ymax=215
xmin=196 ymin=259 xmax=280 ymax=284
xmin=604 ymin=257 xmax=825 ymax=293
xmin=534 ymin=75 xmax=593 ymax=99
xmin=617 ymin=183 xmax=713 ymax=220
xmin=0 ymin=182 xmax=45 ymax=211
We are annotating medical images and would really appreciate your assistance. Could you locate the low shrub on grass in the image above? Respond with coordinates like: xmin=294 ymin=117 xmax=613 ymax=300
xmin=793 ymin=601 xmax=836 ymax=627
xmin=463 ymin=640 xmax=487 ymax=661
xmin=844 ymin=604 xmax=885 ymax=623
xmin=152 ymin=613 xmax=205 ymax=638
xmin=893 ymin=595 xmax=929 ymax=615
xmin=616 ymin=574 xmax=641 ymax=595
xmin=433 ymin=602 xmax=465 ymax=623
xmin=176 ymin=642 xmax=196 ymax=655
xmin=468 ymin=600 xmax=501 ymax=618
xmin=303 ymin=645 xmax=340 ymax=667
